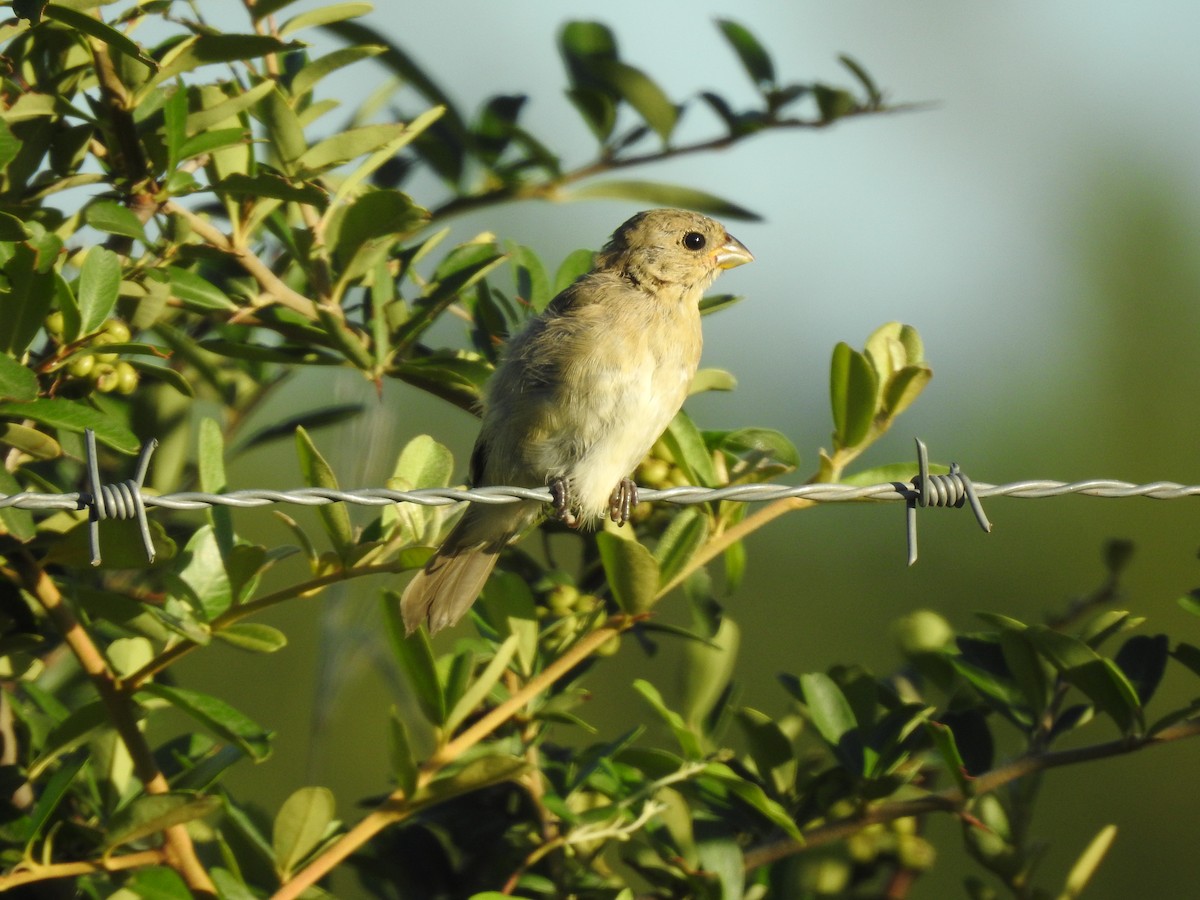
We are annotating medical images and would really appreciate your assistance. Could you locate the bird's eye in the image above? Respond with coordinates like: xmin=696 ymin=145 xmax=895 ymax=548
xmin=682 ymin=231 xmax=707 ymax=251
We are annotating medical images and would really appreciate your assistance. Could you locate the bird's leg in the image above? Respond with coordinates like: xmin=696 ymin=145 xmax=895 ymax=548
xmin=608 ymin=477 xmax=638 ymax=527
xmin=549 ymin=476 xmax=579 ymax=528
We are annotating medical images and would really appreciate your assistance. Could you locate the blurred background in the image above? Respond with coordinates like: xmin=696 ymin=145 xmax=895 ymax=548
xmin=185 ymin=3 xmax=1200 ymax=896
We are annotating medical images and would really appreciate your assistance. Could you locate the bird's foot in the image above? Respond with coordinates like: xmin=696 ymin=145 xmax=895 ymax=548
xmin=549 ymin=477 xmax=579 ymax=528
xmin=608 ymin=477 xmax=638 ymax=527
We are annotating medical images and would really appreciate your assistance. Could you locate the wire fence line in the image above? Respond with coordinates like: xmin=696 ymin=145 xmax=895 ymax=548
xmin=5 ymin=478 xmax=1200 ymax=514
xmin=1 ymin=431 xmax=1197 ymax=567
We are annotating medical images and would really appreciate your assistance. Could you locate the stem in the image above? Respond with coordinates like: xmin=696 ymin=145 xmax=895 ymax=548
xmin=124 ymin=561 xmax=410 ymax=689
xmin=8 ymin=555 xmax=216 ymax=896
xmin=0 ymin=850 xmax=166 ymax=891
xmin=742 ymin=717 xmax=1200 ymax=871
xmin=164 ymin=201 xmax=320 ymax=318
xmin=428 ymin=106 xmax=923 ymax=223
xmin=656 ymin=496 xmax=815 ymax=598
xmin=271 ymin=617 xmax=636 ymax=900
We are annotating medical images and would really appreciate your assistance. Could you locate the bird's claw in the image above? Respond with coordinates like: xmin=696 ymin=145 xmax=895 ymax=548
xmin=608 ymin=477 xmax=638 ymax=526
xmin=550 ymin=477 xmax=579 ymax=528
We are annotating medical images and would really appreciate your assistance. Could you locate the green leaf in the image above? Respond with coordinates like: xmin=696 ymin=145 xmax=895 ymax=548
xmin=507 ymin=242 xmax=551 ymax=312
xmin=1114 ymin=634 xmax=1168 ymax=705
xmin=632 ymin=678 xmax=703 ymax=759
xmin=273 ymin=786 xmax=335 ymax=879
xmin=698 ymin=292 xmax=746 ymax=316
xmin=44 ymin=517 xmax=176 ymax=569
xmin=0 ymin=421 xmax=60 ymax=459
xmin=1177 ymin=589 xmax=1200 ymax=618
xmin=121 ymin=868 xmax=192 ymax=900
xmin=799 ymin=672 xmax=863 ymax=773
xmin=173 ymin=524 xmax=232 ymax=619
xmin=383 ymin=590 xmax=446 ymax=725
xmin=161 ymin=266 xmax=236 ymax=311
xmin=689 ymin=368 xmax=737 ymax=395
xmin=27 ymin=701 xmax=109 ymax=780
xmin=553 ymin=248 xmax=596 ymax=295
xmin=840 ymin=54 xmax=883 ymax=107
xmin=389 ymin=708 xmax=419 ymax=798
xmin=0 ymin=466 xmax=35 ymax=540
xmin=443 ymin=634 xmax=519 ymax=736
xmin=140 ymin=683 xmax=273 ymax=761
xmin=0 ymin=244 xmax=55 ymax=355
xmin=76 ymin=246 xmax=120 ymax=335
xmin=0 ymin=397 xmax=137 ymax=452
xmin=332 ymin=189 xmax=427 ymax=283
xmin=44 ymin=3 xmax=156 ymax=68
xmin=716 ymin=427 xmax=801 ymax=471
xmin=597 ymin=60 xmax=677 ymax=141
xmin=654 ymin=507 xmax=709 ymax=588
xmin=278 ymin=2 xmax=373 ymax=37
xmin=292 ymin=46 xmax=385 ymax=98
xmin=926 ymin=720 xmax=972 ymax=795
xmin=1171 ymin=641 xmax=1200 ymax=679
xmin=596 ymin=532 xmax=659 ymax=614
xmin=662 ymin=411 xmax=717 ymax=488
xmin=145 ymin=34 xmax=296 ymax=96
xmin=0 ymin=353 xmax=37 ymax=402
xmin=215 ymin=623 xmax=288 ymax=653
xmin=295 ymin=426 xmax=354 ymax=558
xmin=23 ymin=753 xmax=86 ymax=843
xmin=681 ymin=614 xmax=739 ymax=731
xmin=701 ymin=761 xmax=803 ymax=840
xmin=185 ymin=80 xmax=275 ymax=134
xmin=105 ymin=794 xmax=222 ymax=851
xmin=830 ymin=342 xmax=878 ymax=450
xmin=299 ymin=122 xmax=426 ymax=174
xmin=1060 ymin=824 xmax=1118 ymax=899
xmin=85 ymin=200 xmax=148 ymax=243
xmin=412 ymin=754 xmax=529 ymax=808
xmin=567 ymin=180 xmax=760 ymax=222
xmin=1026 ymin=626 xmax=1141 ymax=733
xmin=717 ymin=20 xmax=776 ymax=88
xmin=215 ymin=172 xmax=328 ymax=205
xmin=258 ymin=85 xmax=308 ymax=168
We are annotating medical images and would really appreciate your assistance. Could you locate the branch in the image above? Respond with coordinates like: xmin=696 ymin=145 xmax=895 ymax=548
xmin=6 ymin=555 xmax=216 ymax=896
xmin=742 ymin=717 xmax=1200 ymax=871
xmin=428 ymin=105 xmax=923 ymax=222
xmin=0 ymin=850 xmax=166 ymax=892
xmin=271 ymin=616 xmax=638 ymax=900
xmin=123 ymin=561 xmax=412 ymax=689
xmin=164 ymin=201 xmax=321 ymax=319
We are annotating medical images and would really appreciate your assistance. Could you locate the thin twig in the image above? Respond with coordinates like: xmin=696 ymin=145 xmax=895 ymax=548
xmin=270 ymin=616 xmax=637 ymax=900
xmin=742 ymin=717 xmax=1200 ymax=871
xmin=6 ymin=554 xmax=216 ymax=896
xmin=164 ymin=200 xmax=320 ymax=318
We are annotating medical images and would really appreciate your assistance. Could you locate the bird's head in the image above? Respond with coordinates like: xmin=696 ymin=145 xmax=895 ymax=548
xmin=596 ymin=208 xmax=754 ymax=294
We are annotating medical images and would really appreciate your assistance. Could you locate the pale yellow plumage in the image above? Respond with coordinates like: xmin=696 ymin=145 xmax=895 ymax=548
xmin=401 ymin=209 xmax=753 ymax=634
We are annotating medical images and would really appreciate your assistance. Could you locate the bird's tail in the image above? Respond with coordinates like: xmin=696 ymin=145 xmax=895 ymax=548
xmin=400 ymin=501 xmax=537 ymax=635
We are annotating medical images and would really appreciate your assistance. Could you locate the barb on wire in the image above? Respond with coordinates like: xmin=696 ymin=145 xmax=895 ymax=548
xmin=2 ymin=430 xmax=1200 ymax=569
xmin=84 ymin=429 xmax=158 ymax=566
xmin=905 ymin=438 xmax=991 ymax=566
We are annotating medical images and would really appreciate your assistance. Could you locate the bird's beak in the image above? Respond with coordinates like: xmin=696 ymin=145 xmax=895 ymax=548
xmin=714 ymin=233 xmax=754 ymax=269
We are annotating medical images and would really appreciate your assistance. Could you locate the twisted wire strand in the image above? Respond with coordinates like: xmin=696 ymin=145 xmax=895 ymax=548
xmin=6 ymin=479 xmax=1200 ymax=513
xmin=2 ymin=432 xmax=1198 ymax=567
xmin=6 ymin=478 xmax=1200 ymax=513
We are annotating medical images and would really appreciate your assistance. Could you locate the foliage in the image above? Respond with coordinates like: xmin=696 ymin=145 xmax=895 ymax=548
xmin=1 ymin=3 xmax=1197 ymax=899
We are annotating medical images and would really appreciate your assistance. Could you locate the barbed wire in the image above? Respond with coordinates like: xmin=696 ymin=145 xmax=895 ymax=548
xmin=2 ymin=431 xmax=1198 ymax=568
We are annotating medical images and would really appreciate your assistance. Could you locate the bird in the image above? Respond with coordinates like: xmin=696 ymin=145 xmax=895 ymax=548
xmin=401 ymin=208 xmax=754 ymax=635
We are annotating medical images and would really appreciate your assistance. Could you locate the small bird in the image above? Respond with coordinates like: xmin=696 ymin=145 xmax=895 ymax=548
xmin=401 ymin=208 xmax=754 ymax=634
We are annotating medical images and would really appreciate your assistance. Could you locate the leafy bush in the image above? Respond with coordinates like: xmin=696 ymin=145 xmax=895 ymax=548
xmin=2 ymin=4 xmax=1198 ymax=899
